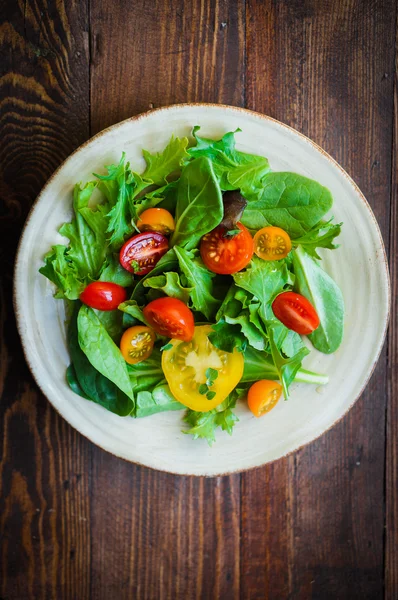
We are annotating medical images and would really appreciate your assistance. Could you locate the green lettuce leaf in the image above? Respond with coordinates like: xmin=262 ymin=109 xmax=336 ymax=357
xmin=183 ymin=392 xmax=239 ymax=446
xmin=135 ymin=383 xmax=184 ymax=418
xmin=292 ymin=219 xmax=342 ymax=259
xmin=188 ymin=127 xmax=270 ymax=198
xmin=143 ymin=271 xmax=193 ymax=303
xmin=233 ymin=257 xmax=290 ymax=307
xmin=99 ymin=253 xmax=134 ymax=287
xmin=142 ymin=136 xmax=189 ymax=185
xmin=39 ymin=245 xmax=85 ymax=299
xmin=174 ymin=246 xmax=220 ymax=319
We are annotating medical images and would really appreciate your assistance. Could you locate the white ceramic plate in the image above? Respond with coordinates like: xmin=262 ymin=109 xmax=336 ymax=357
xmin=14 ymin=104 xmax=390 ymax=476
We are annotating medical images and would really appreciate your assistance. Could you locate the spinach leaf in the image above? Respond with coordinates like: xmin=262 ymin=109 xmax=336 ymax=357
xmin=171 ymin=157 xmax=223 ymax=250
xmin=67 ymin=303 xmax=133 ymax=415
xmin=292 ymin=219 xmax=342 ymax=260
xmin=183 ymin=392 xmax=239 ymax=446
xmin=241 ymin=172 xmax=333 ymax=238
xmin=143 ymin=271 xmax=193 ymax=303
xmin=127 ymin=348 xmax=166 ymax=395
xmin=99 ymin=253 xmax=134 ymax=287
xmin=93 ymin=309 xmax=123 ymax=342
xmin=142 ymin=136 xmax=189 ymax=185
xmin=233 ymin=257 xmax=290 ymax=306
xmin=188 ymin=127 xmax=270 ymax=198
xmin=174 ymin=246 xmax=220 ymax=319
xmin=135 ymin=383 xmax=184 ymax=418
xmin=77 ymin=305 xmax=135 ymax=403
xmin=292 ymin=246 xmax=344 ymax=353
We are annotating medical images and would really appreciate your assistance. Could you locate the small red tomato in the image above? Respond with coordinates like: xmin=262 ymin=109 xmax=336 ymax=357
xmin=120 ymin=232 xmax=169 ymax=275
xmin=143 ymin=297 xmax=195 ymax=342
xmin=200 ymin=222 xmax=253 ymax=275
xmin=272 ymin=291 xmax=320 ymax=335
xmin=80 ymin=282 xmax=127 ymax=311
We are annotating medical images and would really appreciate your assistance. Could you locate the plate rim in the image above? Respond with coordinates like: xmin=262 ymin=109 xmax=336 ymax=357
xmin=13 ymin=103 xmax=391 ymax=476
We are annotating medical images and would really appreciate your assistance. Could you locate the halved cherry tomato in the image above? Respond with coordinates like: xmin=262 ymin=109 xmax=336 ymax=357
xmin=253 ymin=226 xmax=292 ymax=260
xmin=80 ymin=282 xmax=127 ymax=311
xmin=272 ymin=291 xmax=320 ymax=335
xmin=137 ymin=208 xmax=175 ymax=236
xmin=120 ymin=325 xmax=155 ymax=365
xmin=120 ymin=232 xmax=168 ymax=275
xmin=200 ymin=222 xmax=253 ymax=274
xmin=143 ymin=297 xmax=194 ymax=341
xmin=162 ymin=325 xmax=244 ymax=411
xmin=247 ymin=380 xmax=282 ymax=417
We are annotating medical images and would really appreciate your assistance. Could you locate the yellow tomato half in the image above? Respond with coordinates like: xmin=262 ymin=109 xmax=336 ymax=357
xmin=161 ymin=325 xmax=244 ymax=412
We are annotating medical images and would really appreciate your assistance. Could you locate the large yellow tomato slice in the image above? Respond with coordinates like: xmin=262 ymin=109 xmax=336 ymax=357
xmin=161 ymin=325 xmax=244 ymax=412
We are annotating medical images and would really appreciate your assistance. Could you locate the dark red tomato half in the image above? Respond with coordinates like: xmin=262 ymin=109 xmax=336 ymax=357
xmin=119 ymin=232 xmax=169 ymax=275
xmin=200 ymin=222 xmax=253 ymax=275
xmin=80 ymin=282 xmax=127 ymax=311
xmin=143 ymin=297 xmax=195 ymax=342
xmin=272 ymin=291 xmax=320 ymax=335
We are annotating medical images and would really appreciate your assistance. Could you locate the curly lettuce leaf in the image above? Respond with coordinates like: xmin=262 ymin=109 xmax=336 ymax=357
xmin=183 ymin=392 xmax=239 ymax=446
xmin=188 ymin=127 xmax=270 ymax=198
xmin=292 ymin=219 xmax=342 ymax=259
xmin=142 ymin=136 xmax=189 ymax=185
xmin=233 ymin=257 xmax=290 ymax=306
xmin=143 ymin=271 xmax=193 ymax=303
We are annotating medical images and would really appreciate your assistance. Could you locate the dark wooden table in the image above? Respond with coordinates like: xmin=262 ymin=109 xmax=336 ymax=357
xmin=1 ymin=1 xmax=397 ymax=598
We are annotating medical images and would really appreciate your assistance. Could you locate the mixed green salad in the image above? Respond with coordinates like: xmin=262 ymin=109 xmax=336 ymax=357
xmin=40 ymin=127 xmax=344 ymax=444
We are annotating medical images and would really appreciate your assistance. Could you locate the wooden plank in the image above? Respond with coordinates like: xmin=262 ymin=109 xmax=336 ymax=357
xmin=0 ymin=1 xmax=91 ymax=598
xmin=90 ymin=0 xmax=245 ymax=134
xmin=243 ymin=1 xmax=395 ymax=598
xmin=385 ymin=15 xmax=398 ymax=597
xmin=88 ymin=1 xmax=245 ymax=598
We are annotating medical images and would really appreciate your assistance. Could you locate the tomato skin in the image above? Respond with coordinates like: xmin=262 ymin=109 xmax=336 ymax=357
xmin=253 ymin=226 xmax=292 ymax=261
xmin=119 ymin=232 xmax=168 ymax=275
xmin=272 ymin=291 xmax=320 ymax=335
xmin=162 ymin=325 xmax=244 ymax=411
xmin=80 ymin=282 xmax=127 ymax=311
xmin=137 ymin=208 xmax=175 ymax=236
xmin=248 ymin=380 xmax=282 ymax=417
xmin=143 ymin=297 xmax=195 ymax=342
xmin=120 ymin=326 xmax=155 ymax=365
xmin=200 ymin=222 xmax=253 ymax=275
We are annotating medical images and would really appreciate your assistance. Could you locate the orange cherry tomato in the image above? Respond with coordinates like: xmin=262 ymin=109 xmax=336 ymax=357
xmin=80 ymin=282 xmax=127 ymax=311
xmin=143 ymin=297 xmax=195 ymax=342
xmin=253 ymin=226 xmax=292 ymax=260
xmin=120 ymin=325 xmax=155 ymax=365
xmin=200 ymin=222 xmax=254 ymax=275
xmin=137 ymin=208 xmax=175 ymax=236
xmin=247 ymin=380 xmax=282 ymax=417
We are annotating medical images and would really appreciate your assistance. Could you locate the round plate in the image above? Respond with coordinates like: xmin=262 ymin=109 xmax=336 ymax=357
xmin=14 ymin=104 xmax=390 ymax=476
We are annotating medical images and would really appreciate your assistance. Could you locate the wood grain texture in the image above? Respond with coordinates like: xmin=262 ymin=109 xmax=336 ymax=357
xmin=385 ymin=13 xmax=398 ymax=597
xmin=243 ymin=1 xmax=396 ymax=599
xmin=0 ymin=0 xmax=396 ymax=599
xmin=0 ymin=1 xmax=92 ymax=599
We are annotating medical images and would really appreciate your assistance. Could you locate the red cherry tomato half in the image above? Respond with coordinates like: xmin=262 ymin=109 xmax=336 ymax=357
xmin=143 ymin=297 xmax=195 ymax=342
xmin=200 ymin=222 xmax=253 ymax=275
xmin=272 ymin=291 xmax=320 ymax=335
xmin=80 ymin=282 xmax=127 ymax=311
xmin=120 ymin=232 xmax=169 ymax=275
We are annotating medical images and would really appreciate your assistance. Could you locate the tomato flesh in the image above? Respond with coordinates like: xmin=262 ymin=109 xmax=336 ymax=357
xmin=162 ymin=325 xmax=244 ymax=411
xmin=137 ymin=208 xmax=175 ymax=236
xmin=272 ymin=291 xmax=320 ymax=335
xmin=120 ymin=232 xmax=168 ymax=275
xmin=247 ymin=380 xmax=282 ymax=417
xmin=143 ymin=297 xmax=195 ymax=342
xmin=120 ymin=326 xmax=155 ymax=365
xmin=253 ymin=226 xmax=292 ymax=261
xmin=80 ymin=281 xmax=127 ymax=311
xmin=200 ymin=222 xmax=253 ymax=275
